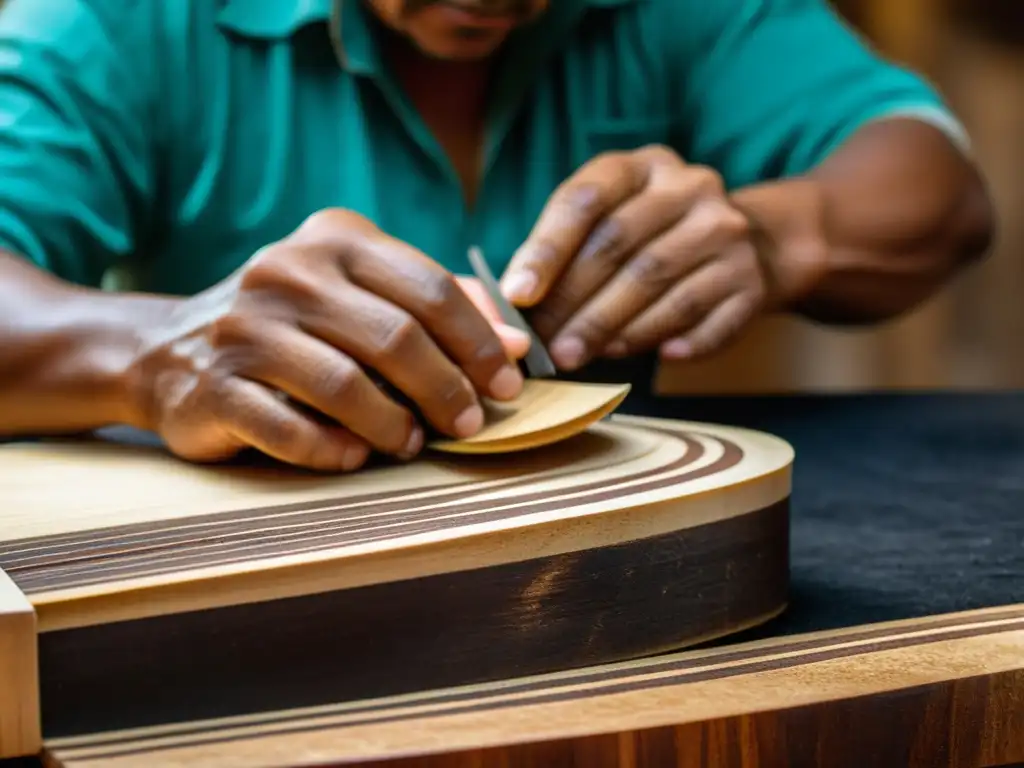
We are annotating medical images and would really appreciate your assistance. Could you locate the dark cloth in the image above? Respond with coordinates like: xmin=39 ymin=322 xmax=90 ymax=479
xmin=615 ymin=388 xmax=1024 ymax=642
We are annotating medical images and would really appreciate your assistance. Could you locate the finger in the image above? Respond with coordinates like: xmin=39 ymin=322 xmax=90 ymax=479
xmin=301 ymin=279 xmax=491 ymax=440
xmin=528 ymin=169 xmax=714 ymax=341
xmin=660 ymin=291 xmax=761 ymax=360
xmin=548 ymin=197 xmax=750 ymax=370
xmin=606 ymin=257 xmax=741 ymax=357
xmin=215 ymin=377 xmax=371 ymax=472
xmin=337 ymin=234 xmax=524 ymax=403
xmin=454 ymin=276 xmax=504 ymax=324
xmin=216 ymin=317 xmax=423 ymax=458
xmin=494 ymin=326 xmax=531 ymax=361
xmin=455 ymin=276 xmax=531 ymax=359
xmin=500 ymin=152 xmax=648 ymax=306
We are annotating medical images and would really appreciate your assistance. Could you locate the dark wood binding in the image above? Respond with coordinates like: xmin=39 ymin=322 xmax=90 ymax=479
xmin=39 ymin=605 xmax=1024 ymax=768
xmin=37 ymin=499 xmax=789 ymax=737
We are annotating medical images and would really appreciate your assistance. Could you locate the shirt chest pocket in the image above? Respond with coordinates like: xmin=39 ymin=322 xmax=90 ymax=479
xmin=578 ymin=116 xmax=673 ymax=164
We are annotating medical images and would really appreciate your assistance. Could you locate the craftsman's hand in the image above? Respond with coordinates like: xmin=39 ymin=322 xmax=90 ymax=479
xmin=127 ymin=210 xmax=530 ymax=471
xmin=501 ymin=145 xmax=828 ymax=369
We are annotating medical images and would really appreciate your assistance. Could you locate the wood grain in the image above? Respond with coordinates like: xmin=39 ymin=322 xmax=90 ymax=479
xmin=430 ymin=379 xmax=631 ymax=453
xmin=40 ymin=604 xmax=1024 ymax=768
xmin=0 ymin=415 xmax=792 ymax=747
xmin=0 ymin=569 xmax=40 ymax=760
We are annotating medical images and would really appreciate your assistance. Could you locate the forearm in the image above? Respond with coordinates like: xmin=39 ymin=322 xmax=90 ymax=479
xmin=0 ymin=251 xmax=179 ymax=436
xmin=733 ymin=117 xmax=996 ymax=325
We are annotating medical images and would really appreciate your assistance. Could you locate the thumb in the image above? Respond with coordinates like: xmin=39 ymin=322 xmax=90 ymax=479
xmin=456 ymin=276 xmax=532 ymax=360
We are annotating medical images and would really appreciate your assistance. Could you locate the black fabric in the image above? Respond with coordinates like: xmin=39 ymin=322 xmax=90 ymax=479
xmin=615 ymin=389 xmax=1024 ymax=642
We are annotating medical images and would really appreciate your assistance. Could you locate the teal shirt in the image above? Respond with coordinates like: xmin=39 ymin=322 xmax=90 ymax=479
xmin=0 ymin=0 xmax=960 ymax=294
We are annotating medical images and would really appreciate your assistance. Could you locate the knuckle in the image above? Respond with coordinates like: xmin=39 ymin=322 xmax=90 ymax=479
xmin=207 ymin=312 xmax=257 ymax=350
xmin=240 ymin=247 xmax=324 ymax=302
xmin=582 ymin=217 xmax=630 ymax=262
xmin=625 ymin=248 xmax=679 ymax=288
xmin=592 ymin=149 xmax=630 ymax=168
xmin=203 ymin=320 xmax=271 ymax=380
xmin=472 ymin=335 xmax=509 ymax=370
xmin=288 ymin=209 xmax=376 ymax=267
xmin=644 ymin=186 xmax=694 ymax=220
xmin=273 ymin=423 xmax=320 ymax=464
xmin=416 ymin=271 xmax=462 ymax=320
xmin=436 ymin=376 xmax=471 ymax=412
xmin=571 ymin=313 xmax=618 ymax=343
xmin=374 ymin=313 xmax=426 ymax=362
xmin=647 ymin=184 xmax=688 ymax=207
xmin=639 ymin=143 xmax=679 ymax=167
xmin=715 ymin=206 xmax=751 ymax=239
xmin=296 ymin=208 xmax=370 ymax=238
xmin=314 ymin=360 xmax=361 ymax=403
xmin=519 ymin=237 xmax=560 ymax=272
xmin=690 ymin=165 xmax=726 ymax=195
xmin=241 ymin=245 xmax=291 ymax=288
xmin=558 ymin=181 xmax=606 ymax=218
xmin=268 ymin=415 xmax=306 ymax=451
xmin=547 ymin=280 xmax=589 ymax=312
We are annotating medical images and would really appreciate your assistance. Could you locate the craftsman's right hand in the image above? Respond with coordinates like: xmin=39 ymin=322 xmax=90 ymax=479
xmin=126 ymin=210 xmax=530 ymax=471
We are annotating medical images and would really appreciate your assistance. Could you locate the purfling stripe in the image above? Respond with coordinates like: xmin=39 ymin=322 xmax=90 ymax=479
xmin=12 ymin=435 xmax=710 ymax=591
xmin=177 ymin=607 xmax=1024 ymax=734
xmin=15 ymin=430 xmax=742 ymax=594
xmin=51 ymin=605 xmax=1024 ymax=748
xmin=2 ymin=433 xmax=692 ymax=575
xmin=50 ymin=613 xmax=1024 ymax=759
xmin=1 ymin=430 xmax=660 ymax=560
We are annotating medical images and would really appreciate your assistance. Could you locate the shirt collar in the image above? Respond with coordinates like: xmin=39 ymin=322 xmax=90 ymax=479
xmin=216 ymin=0 xmax=334 ymax=39
xmin=217 ymin=0 xmax=640 ymax=74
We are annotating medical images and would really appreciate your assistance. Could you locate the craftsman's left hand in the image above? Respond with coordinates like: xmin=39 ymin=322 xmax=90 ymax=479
xmin=500 ymin=145 xmax=826 ymax=370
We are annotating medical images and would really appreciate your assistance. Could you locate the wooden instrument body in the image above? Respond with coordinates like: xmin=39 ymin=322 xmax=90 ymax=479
xmin=39 ymin=604 xmax=1024 ymax=768
xmin=0 ymin=414 xmax=792 ymax=760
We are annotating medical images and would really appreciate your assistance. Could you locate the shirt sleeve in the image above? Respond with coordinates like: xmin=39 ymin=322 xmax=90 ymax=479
xmin=0 ymin=0 xmax=159 ymax=287
xmin=667 ymin=0 xmax=970 ymax=190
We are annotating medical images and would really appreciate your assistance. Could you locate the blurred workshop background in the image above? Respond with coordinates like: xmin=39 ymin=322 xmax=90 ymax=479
xmin=0 ymin=0 xmax=1018 ymax=394
xmin=657 ymin=0 xmax=1024 ymax=395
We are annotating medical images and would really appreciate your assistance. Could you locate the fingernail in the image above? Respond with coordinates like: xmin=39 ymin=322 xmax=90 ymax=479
xmin=489 ymin=364 xmax=523 ymax=399
xmin=604 ymin=341 xmax=628 ymax=357
xmin=400 ymin=426 xmax=423 ymax=459
xmin=660 ymin=339 xmax=692 ymax=359
xmin=502 ymin=326 xmax=531 ymax=346
xmin=502 ymin=271 xmax=537 ymax=304
xmin=550 ymin=336 xmax=587 ymax=370
xmin=454 ymin=404 xmax=484 ymax=438
xmin=342 ymin=443 xmax=369 ymax=471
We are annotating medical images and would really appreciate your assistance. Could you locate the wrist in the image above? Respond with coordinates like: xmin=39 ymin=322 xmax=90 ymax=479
xmin=33 ymin=286 xmax=180 ymax=434
xmin=729 ymin=177 xmax=832 ymax=310
xmin=88 ymin=293 xmax=182 ymax=431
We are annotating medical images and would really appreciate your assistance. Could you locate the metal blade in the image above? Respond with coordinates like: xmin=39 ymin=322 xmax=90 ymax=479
xmin=467 ymin=245 xmax=556 ymax=378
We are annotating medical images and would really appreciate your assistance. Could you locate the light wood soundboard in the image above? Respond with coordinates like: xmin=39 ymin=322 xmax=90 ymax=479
xmin=0 ymin=411 xmax=793 ymax=762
